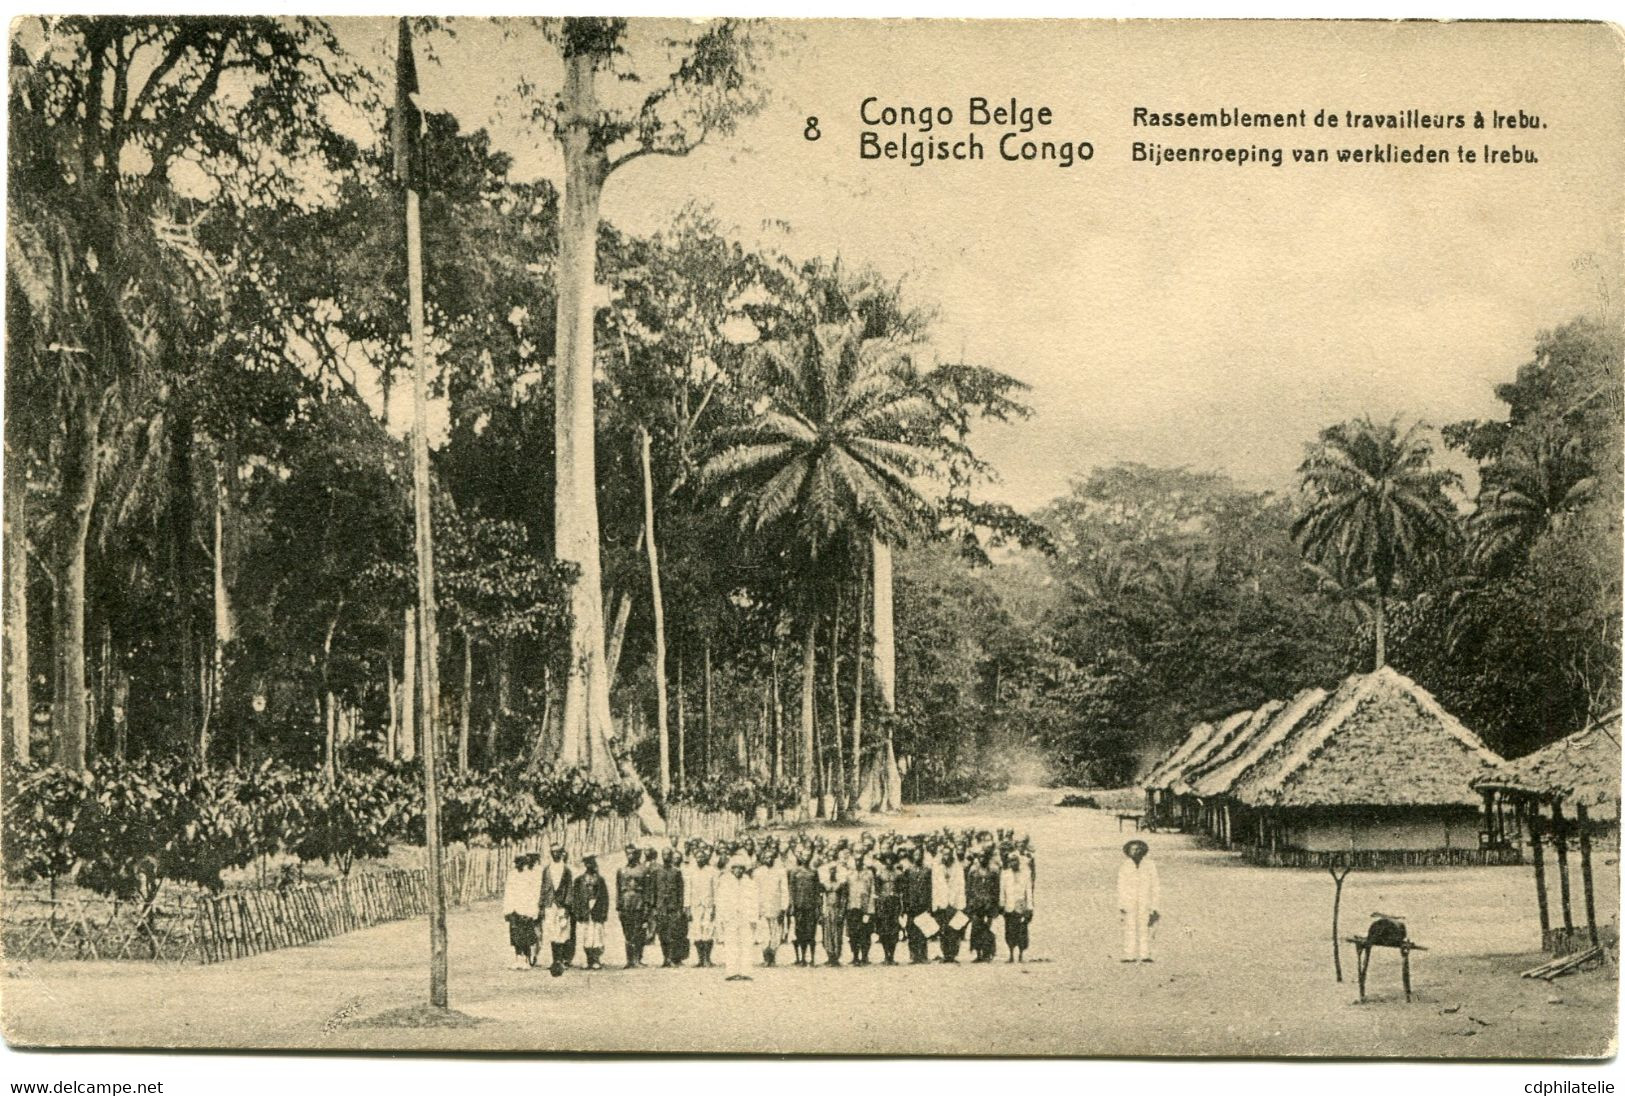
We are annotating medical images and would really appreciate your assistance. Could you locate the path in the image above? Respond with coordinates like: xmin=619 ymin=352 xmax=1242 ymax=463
xmin=2 ymin=788 xmax=1614 ymax=1056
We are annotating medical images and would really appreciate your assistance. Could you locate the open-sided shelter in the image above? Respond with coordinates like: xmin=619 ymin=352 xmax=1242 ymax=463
xmin=1474 ymin=713 xmax=1621 ymax=954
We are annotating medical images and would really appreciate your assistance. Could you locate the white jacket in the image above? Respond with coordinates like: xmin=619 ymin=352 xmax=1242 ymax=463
xmin=502 ymin=865 xmax=541 ymax=918
xmin=714 ymin=871 xmax=758 ymax=931
xmin=1117 ymin=859 xmax=1160 ymax=916
xmin=684 ymin=863 xmax=718 ymax=912
xmin=755 ymin=862 xmax=790 ymax=918
xmin=931 ymin=859 xmax=966 ymax=909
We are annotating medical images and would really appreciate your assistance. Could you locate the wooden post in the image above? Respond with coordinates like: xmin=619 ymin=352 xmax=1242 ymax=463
xmin=1529 ymin=802 xmax=1551 ymax=938
xmin=399 ymin=18 xmax=448 ymax=1010
xmin=1577 ymin=803 xmax=1599 ymax=948
xmin=1329 ymin=862 xmax=1352 ymax=982
xmin=1552 ymin=800 xmax=1575 ymax=934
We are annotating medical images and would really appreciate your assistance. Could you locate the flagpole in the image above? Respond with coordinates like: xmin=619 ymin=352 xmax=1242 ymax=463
xmin=398 ymin=17 xmax=449 ymax=1011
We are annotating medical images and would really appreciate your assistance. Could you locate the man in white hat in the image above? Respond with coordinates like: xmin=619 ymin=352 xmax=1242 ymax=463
xmin=1117 ymin=839 xmax=1160 ymax=963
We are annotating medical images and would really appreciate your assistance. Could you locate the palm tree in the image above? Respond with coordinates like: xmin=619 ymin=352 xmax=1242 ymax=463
xmin=702 ymin=320 xmax=933 ymax=805
xmin=1469 ymin=431 xmax=1595 ymax=575
xmin=1301 ymin=559 xmax=1377 ymax=631
xmin=1292 ymin=416 xmax=1461 ymax=670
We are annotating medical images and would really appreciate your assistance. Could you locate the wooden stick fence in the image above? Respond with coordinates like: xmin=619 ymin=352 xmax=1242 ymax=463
xmin=190 ymin=809 xmax=744 ymax=964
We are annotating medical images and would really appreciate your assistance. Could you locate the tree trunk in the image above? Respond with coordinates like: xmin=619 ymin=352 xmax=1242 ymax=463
xmin=321 ymin=602 xmax=342 ymax=782
xmin=111 ymin=667 xmax=128 ymax=760
xmin=168 ymin=410 xmax=200 ymax=753
xmin=210 ymin=454 xmax=234 ymax=753
xmin=676 ymin=650 xmax=687 ymax=789
xmin=1373 ymin=590 xmax=1386 ymax=671
xmin=458 ymin=631 xmax=472 ymax=773
xmin=702 ymin=635 xmax=714 ymax=778
xmin=872 ymin=537 xmax=902 ymax=810
xmin=550 ymin=46 xmax=617 ymax=779
xmin=605 ymin=590 xmax=632 ymax=688
xmin=486 ymin=638 xmax=507 ymax=768
xmin=197 ymin=649 xmax=213 ymax=761
xmin=850 ymin=571 xmax=865 ymax=807
xmin=4 ymin=451 xmax=28 ymax=763
xmin=404 ymin=115 xmax=450 ymax=1004
xmin=800 ymin=616 xmax=816 ymax=802
xmin=323 ymin=690 xmax=337 ymax=779
xmin=638 ymin=428 xmax=671 ymax=799
xmin=401 ymin=607 xmax=417 ymax=763
xmin=828 ymin=592 xmax=846 ymax=813
xmin=386 ymin=652 xmax=398 ymax=761
xmin=770 ymin=645 xmax=783 ymax=785
xmin=52 ymin=396 xmax=101 ymax=770
xmin=872 ymin=538 xmax=896 ymax=709
xmin=94 ymin=621 xmax=111 ymax=759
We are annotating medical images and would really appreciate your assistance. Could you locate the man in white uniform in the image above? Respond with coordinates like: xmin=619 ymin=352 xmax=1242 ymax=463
xmin=714 ymin=857 xmax=759 ymax=981
xmin=684 ymin=847 xmax=720 ymax=968
xmin=1117 ymin=839 xmax=1160 ymax=962
xmin=754 ymin=848 xmax=791 ymax=967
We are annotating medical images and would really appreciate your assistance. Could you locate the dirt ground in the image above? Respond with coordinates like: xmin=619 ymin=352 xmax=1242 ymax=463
xmin=2 ymin=787 xmax=1616 ymax=1058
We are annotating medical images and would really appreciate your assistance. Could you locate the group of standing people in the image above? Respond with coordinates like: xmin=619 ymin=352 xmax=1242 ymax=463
xmin=502 ymin=828 xmax=1039 ymax=979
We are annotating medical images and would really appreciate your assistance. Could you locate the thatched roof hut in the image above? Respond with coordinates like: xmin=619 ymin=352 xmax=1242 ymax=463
xmin=1170 ymin=704 xmax=1276 ymax=796
xmin=1141 ymin=720 xmax=1219 ymax=789
xmin=1189 ymin=689 xmax=1327 ymax=801
xmin=1475 ymin=713 xmax=1621 ymax=818
xmin=1473 ymin=713 xmax=1620 ymax=954
xmin=1223 ymin=667 xmax=1508 ymax=865
xmin=1232 ymin=667 xmax=1503 ymax=810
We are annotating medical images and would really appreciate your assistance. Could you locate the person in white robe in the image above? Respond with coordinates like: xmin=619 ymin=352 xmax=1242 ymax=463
xmin=999 ymin=854 xmax=1034 ymax=963
xmin=501 ymin=853 xmax=543 ymax=969
xmin=684 ymin=848 xmax=720 ymax=968
xmin=1117 ymin=839 xmax=1160 ymax=962
xmin=754 ymin=849 xmax=791 ymax=966
xmin=714 ymin=858 xmax=759 ymax=980
xmin=930 ymin=847 xmax=967 ymax=962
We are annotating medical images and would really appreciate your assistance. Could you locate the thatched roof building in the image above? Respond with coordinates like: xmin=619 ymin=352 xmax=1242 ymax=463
xmin=1476 ymin=713 xmax=1621 ymax=818
xmin=1141 ymin=720 xmax=1219 ymax=789
xmin=1218 ymin=667 xmax=1509 ymax=865
xmin=1176 ymin=705 xmax=1274 ymax=790
xmin=1189 ymin=689 xmax=1326 ymax=801
xmin=1473 ymin=713 xmax=1620 ymax=954
xmin=1231 ymin=667 xmax=1503 ymax=810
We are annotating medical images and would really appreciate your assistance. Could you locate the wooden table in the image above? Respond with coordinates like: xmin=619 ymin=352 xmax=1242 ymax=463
xmin=1346 ymin=935 xmax=1427 ymax=1002
xmin=1116 ymin=812 xmax=1145 ymax=832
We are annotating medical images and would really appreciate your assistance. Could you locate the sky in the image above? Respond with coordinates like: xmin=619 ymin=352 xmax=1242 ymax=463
xmin=335 ymin=18 xmax=1624 ymax=512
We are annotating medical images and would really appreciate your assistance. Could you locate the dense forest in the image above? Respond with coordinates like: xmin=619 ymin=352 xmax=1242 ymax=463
xmin=3 ymin=17 xmax=1620 ymax=828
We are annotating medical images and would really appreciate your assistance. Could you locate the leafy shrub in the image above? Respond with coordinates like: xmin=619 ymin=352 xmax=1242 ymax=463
xmin=2 ymin=755 xmax=645 ymax=897
xmin=286 ymin=770 xmax=399 ymax=875
xmin=2 ymin=763 xmax=93 ymax=894
xmin=671 ymin=775 xmax=799 ymax=816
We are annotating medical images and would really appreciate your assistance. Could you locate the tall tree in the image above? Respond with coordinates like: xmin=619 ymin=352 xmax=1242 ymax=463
xmin=1291 ymin=416 xmax=1461 ymax=670
xmin=703 ymin=320 xmax=933 ymax=801
xmin=1468 ymin=431 xmax=1596 ymax=575
xmin=7 ymin=16 xmax=359 ymax=767
xmin=530 ymin=17 xmax=767 ymax=783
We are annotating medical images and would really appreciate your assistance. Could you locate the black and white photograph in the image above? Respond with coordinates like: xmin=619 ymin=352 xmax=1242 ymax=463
xmin=0 ymin=13 xmax=1621 ymax=1066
